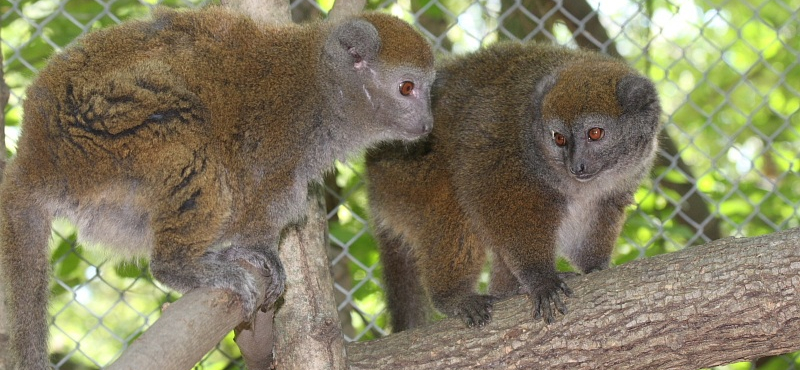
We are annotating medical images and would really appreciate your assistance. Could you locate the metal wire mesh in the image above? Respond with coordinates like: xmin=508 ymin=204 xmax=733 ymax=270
xmin=2 ymin=0 xmax=799 ymax=368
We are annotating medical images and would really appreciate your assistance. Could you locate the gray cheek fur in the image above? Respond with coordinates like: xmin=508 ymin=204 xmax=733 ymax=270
xmin=369 ymin=67 xmax=435 ymax=139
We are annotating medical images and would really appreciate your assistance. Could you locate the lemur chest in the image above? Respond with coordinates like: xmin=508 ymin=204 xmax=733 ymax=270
xmin=555 ymin=191 xmax=601 ymax=258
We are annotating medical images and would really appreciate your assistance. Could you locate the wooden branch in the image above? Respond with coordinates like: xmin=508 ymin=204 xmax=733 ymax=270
xmin=235 ymin=308 xmax=276 ymax=370
xmin=347 ymin=228 xmax=800 ymax=369
xmin=107 ymin=280 xmax=265 ymax=370
xmin=273 ymin=184 xmax=347 ymax=370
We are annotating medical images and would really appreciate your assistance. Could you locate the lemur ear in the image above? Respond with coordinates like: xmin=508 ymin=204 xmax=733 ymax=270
xmin=325 ymin=18 xmax=381 ymax=70
xmin=532 ymin=72 xmax=557 ymax=118
xmin=616 ymin=75 xmax=660 ymax=114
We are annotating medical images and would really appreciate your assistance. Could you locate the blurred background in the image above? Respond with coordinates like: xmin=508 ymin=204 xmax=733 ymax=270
xmin=2 ymin=0 xmax=798 ymax=368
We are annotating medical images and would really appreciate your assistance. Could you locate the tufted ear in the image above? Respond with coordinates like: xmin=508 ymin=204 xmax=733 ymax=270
xmin=616 ymin=74 xmax=660 ymax=115
xmin=324 ymin=18 xmax=381 ymax=70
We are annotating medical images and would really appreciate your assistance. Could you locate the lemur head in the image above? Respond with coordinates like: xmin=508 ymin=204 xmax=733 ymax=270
xmin=534 ymin=60 xmax=661 ymax=184
xmin=322 ymin=13 xmax=435 ymax=142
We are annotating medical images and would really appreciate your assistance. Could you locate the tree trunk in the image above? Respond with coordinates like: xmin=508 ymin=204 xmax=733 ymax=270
xmin=346 ymin=227 xmax=800 ymax=369
xmin=273 ymin=185 xmax=347 ymax=370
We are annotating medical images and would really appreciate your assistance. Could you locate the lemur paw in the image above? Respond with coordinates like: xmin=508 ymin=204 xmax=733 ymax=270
xmin=524 ymin=274 xmax=573 ymax=324
xmin=220 ymin=247 xmax=286 ymax=316
xmin=451 ymin=294 xmax=497 ymax=328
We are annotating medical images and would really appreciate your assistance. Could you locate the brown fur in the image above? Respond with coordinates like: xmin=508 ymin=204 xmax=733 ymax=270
xmin=367 ymin=42 xmax=661 ymax=331
xmin=0 ymin=7 xmax=435 ymax=368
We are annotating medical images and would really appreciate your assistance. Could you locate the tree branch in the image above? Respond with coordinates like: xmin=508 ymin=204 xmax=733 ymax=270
xmin=273 ymin=184 xmax=347 ymax=370
xmin=107 ymin=280 xmax=265 ymax=370
xmin=346 ymin=228 xmax=800 ymax=369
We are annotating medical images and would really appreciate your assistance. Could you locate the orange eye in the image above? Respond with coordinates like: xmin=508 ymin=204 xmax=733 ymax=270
xmin=588 ymin=127 xmax=604 ymax=141
xmin=399 ymin=81 xmax=414 ymax=96
xmin=553 ymin=132 xmax=567 ymax=147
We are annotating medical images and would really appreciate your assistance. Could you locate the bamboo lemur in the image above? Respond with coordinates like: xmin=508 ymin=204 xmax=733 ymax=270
xmin=366 ymin=42 xmax=661 ymax=331
xmin=0 ymin=7 xmax=435 ymax=368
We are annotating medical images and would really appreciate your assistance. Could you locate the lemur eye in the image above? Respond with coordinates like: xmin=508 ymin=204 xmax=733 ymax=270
xmin=588 ymin=127 xmax=604 ymax=141
xmin=399 ymin=81 xmax=414 ymax=96
xmin=553 ymin=132 xmax=567 ymax=147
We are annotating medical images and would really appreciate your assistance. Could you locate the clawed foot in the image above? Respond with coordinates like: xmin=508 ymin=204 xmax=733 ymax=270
xmin=220 ymin=247 xmax=286 ymax=315
xmin=442 ymin=294 xmax=497 ymax=328
xmin=523 ymin=274 xmax=573 ymax=324
xmin=258 ymin=250 xmax=286 ymax=311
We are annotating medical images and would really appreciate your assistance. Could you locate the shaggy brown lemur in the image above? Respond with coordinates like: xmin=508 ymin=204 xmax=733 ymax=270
xmin=0 ymin=6 xmax=435 ymax=368
xmin=366 ymin=42 xmax=661 ymax=331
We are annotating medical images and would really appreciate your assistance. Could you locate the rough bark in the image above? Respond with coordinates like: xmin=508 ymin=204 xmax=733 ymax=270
xmin=273 ymin=185 xmax=347 ymax=370
xmin=347 ymin=227 xmax=800 ymax=369
xmin=235 ymin=308 xmax=276 ymax=370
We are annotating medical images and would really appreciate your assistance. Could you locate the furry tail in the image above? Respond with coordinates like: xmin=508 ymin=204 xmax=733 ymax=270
xmin=0 ymin=168 xmax=53 ymax=370
xmin=374 ymin=227 xmax=431 ymax=332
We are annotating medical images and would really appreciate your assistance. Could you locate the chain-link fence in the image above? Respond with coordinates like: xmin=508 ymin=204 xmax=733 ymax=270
xmin=2 ymin=0 xmax=799 ymax=368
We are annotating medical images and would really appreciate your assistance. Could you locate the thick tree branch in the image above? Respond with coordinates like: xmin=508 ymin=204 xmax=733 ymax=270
xmin=274 ymin=185 xmax=347 ymax=370
xmin=347 ymin=228 xmax=800 ymax=369
xmin=107 ymin=273 xmax=266 ymax=370
xmin=107 ymin=291 xmax=251 ymax=370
